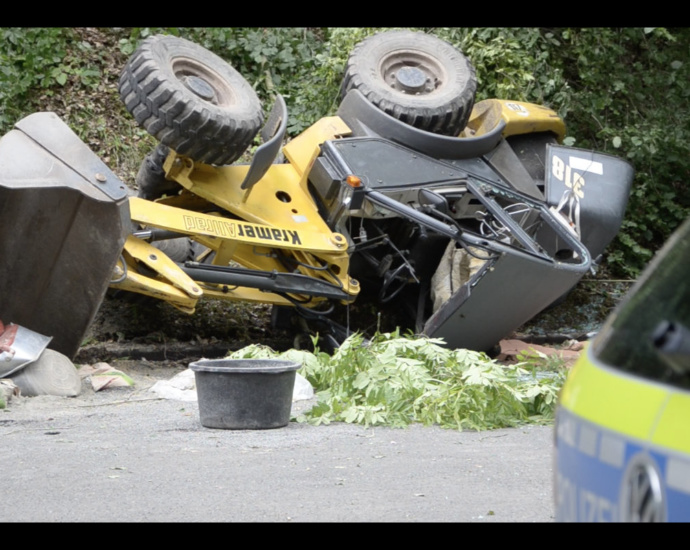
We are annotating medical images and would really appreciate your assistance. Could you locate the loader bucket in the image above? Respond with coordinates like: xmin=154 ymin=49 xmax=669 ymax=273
xmin=0 ymin=112 xmax=130 ymax=359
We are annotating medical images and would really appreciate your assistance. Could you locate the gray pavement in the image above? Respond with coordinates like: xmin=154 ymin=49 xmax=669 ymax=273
xmin=0 ymin=377 xmax=555 ymax=522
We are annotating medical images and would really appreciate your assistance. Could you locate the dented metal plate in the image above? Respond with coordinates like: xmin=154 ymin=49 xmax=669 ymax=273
xmin=0 ymin=322 xmax=52 ymax=378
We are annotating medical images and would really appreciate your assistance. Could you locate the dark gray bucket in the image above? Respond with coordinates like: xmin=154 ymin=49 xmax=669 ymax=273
xmin=189 ymin=359 xmax=300 ymax=430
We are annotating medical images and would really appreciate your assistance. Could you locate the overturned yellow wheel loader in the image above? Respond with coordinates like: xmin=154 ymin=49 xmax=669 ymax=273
xmin=0 ymin=31 xmax=634 ymax=359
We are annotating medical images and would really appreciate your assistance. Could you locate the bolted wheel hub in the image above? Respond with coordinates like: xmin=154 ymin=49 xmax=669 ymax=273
xmin=394 ymin=66 xmax=427 ymax=93
xmin=183 ymin=75 xmax=215 ymax=101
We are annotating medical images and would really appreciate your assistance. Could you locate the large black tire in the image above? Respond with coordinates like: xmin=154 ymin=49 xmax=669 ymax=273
xmin=135 ymin=143 xmax=182 ymax=199
xmin=119 ymin=35 xmax=263 ymax=166
xmin=341 ymin=31 xmax=477 ymax=136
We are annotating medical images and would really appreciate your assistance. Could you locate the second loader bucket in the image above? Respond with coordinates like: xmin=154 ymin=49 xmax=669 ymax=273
xmin=0 ymin=112 xmax=130 ymax=360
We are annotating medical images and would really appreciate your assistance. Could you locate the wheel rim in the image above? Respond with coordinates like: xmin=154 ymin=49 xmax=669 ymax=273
xmin=172 ymin=56 xmax=237 ymax=107
xmin=378 ymin=50 xmax=447 ymax=95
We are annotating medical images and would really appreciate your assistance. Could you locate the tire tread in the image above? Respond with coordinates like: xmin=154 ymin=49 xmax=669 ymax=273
xmin=119 ymin=35 xmax=263 ymax=165
xmin=341 ymin=31 xmax=477 ymax=136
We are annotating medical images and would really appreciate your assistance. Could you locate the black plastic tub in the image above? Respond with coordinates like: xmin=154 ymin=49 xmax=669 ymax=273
xmin=189 ymin=359 xmax=300 ymax=430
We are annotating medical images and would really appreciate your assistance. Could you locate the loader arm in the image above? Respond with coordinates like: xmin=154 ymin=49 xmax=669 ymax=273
xmin=112 ymin=197 xmax=359 ymax=310
xmin=113 ymin=113 xmax=361 ymax=312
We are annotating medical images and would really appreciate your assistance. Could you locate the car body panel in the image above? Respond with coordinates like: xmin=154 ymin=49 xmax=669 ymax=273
xmin=556 ymin=402 xmax=690 ymax=522
xmin=555 ymin=217 xmax=690 ymax=522
xmin=559 ymin=346 xmax=667 ymax=440
xmin=653 ymin=396 xmax=690 ymax=453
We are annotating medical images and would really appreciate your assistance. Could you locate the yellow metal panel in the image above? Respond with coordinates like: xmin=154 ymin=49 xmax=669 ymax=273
xmin=155 ymin=160 xmax=346 ymax=253
xmin=120 ymin=234 xmax=202 ymax=299
xmin=283 ymin=116 xmax=352 ymax=177
xmin=155 ymin=190 xmax=214 ymax=211
xmin=462 ymin=99 xmax=566 ymax=142
xmin=111 ymin=268 xmax=197 ymax=313
xmin=560 ymin=346 xmax=668 ymax=440
xmin=128 ymin=197 xmax=359 ymax=301
xmin=160 ymin=117 xmax=350 ymax=231
xmin=460 ymin=99 xmax=503 ymax=138
xmin=129 ymin=196 xmax=345 ymax=254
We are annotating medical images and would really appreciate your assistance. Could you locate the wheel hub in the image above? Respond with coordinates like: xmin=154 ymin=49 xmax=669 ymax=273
xmin=394 ymin=66 xmax=427 ymax=93
xmin=183 ymin=75 xmax=215 ymax=101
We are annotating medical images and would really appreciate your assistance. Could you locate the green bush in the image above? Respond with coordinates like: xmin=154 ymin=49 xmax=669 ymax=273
xmin=552 ymin=28 xmax=690 ymax=276
xmin=0 ymin=28 xmax=73 ymax=128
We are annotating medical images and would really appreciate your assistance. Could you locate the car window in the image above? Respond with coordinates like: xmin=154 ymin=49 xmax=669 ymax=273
xmin=592 ymin=218 xmax=690 ymax=388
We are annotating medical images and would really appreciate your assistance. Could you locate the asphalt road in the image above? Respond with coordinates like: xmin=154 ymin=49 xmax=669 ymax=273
xmin=0 ymin=385 xmax=555 ymax=523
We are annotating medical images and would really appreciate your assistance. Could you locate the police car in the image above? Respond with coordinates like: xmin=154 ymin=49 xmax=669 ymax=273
xmin=554 ymin=217 xmax=690 ymax=522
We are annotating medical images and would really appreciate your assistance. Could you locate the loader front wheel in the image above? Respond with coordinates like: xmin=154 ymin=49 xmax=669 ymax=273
xmin=119 ymin=35 xmax=263 ymax=166
xmin=136 ymin=144 xmax=181 ymax=199
xmin=341 ymin=30 xmax=477 ymax=136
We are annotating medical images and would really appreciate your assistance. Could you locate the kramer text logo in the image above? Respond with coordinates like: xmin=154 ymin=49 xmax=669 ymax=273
xmin=183 ymin=215 xmax=302 ymax=245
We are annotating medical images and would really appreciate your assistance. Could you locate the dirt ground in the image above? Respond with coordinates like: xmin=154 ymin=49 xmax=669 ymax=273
xmin=61 ymin=277 xmax=633 ymax=401
xmin=77 ymin=278 xmax=631 ymax=366
xmin=76 ymin=293 xmax=293 ymax=366
xmin=0 ymin=272 xmax=629 ymax=420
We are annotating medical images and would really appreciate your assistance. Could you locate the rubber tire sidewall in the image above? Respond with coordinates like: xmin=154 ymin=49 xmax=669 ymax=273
xmin=119 ymin=35 xmax=263 ymax=166
xmin=342 ymin=31 xmax=477 ymax=136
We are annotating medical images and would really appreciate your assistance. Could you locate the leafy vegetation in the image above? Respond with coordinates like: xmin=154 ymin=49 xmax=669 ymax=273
xmin=1 ymin=27 xmax=688 ymax=277
xmin=228 ymin=332 xmax=566 ymax=430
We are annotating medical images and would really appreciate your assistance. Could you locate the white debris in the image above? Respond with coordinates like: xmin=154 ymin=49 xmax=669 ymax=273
xmin=148 ymin=369 xmax=314 ymax=403
xmin=293 ymin=373 xmax=314 ymax=401
xmin=149 ymin=369 xmax=197 ymax=402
